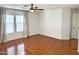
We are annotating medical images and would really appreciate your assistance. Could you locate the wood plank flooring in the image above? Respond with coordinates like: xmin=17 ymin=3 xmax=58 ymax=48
xmin=0 ymin=34 xmax=78 ymax=55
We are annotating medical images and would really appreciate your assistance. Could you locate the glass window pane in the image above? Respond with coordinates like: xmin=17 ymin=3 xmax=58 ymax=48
xmin=6 ymin=24 xmax=14 ymax=33
xmin=6 ymin=15 xmax=14 ymax=34
xmin=6 ymin=15 xmax=14 ymax=23
xmin=16 ymin=15 xmax=24 ymax=32
xmin=16 ymin=15 xmax=23 ymax=23
xmin=16 ymin=24 xmax=23 ymax=32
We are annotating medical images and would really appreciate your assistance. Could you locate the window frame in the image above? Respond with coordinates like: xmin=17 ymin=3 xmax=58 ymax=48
xmin=6 ymin=14 xmax=15 ymax=34
xmin=15 ymin=15 xmax=24 ymax=32
xmin=6 ymin=14 xmax=24 ymax=34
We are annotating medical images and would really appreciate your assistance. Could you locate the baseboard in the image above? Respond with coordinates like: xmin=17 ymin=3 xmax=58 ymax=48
xmin=4 ymin=34 xmax=40 ymax=43
xmin=70 ymin=38 xmax=78 ymax=40
xmin=39 ymin=34 xmax=70 ymax=40
xmin=3 ymin=34 xmax=72 ymax=43
xmin=4 ymin=36 xmax=28 ymax=43
xmin=38 ymin=34 xmax=62 ymax=40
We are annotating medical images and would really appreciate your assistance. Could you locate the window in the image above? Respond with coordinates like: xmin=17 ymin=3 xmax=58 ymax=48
xmin=6 ymin=14 xmax=24 ymax=34
xmin=6 ymin=15 xmax=14 ymax=33
xmin=16 ymin=15 xmax=24 ymax=32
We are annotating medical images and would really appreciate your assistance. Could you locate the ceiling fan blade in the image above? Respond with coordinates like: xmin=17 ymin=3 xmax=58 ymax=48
xmin=30 ymin=4 xmax=44 ymax=11
xmin=32 ymin=9 xmax=44 ymax=10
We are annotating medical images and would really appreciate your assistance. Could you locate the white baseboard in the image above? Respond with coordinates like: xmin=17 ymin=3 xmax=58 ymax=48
xmin=4 ymin=35 xmax=27 ymax=43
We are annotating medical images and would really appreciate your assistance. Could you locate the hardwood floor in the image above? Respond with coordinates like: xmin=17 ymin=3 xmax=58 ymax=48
xmin=0 ymin=34 xmax=78 ymax=55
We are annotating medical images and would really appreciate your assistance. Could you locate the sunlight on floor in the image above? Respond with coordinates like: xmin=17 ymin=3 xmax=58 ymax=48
xmin=7 ymin=46 xmax=15 ymax=55
xmin=17 ymin=43 xmax=25 ymax=55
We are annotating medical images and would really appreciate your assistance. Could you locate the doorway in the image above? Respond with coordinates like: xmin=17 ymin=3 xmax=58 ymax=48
xmin=71 ymin=11 xmax=79 ymax=53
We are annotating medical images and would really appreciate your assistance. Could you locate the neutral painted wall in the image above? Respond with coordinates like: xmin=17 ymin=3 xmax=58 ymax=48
xmin=39 ymin=9 xmax=62 ymax=39
xmin=72 ymin=13 xmax=78 ymax=39
xmin=78 ymin=15 xmax=79 ymax=40
xmin=28 ymin=12 xmax=40 ymax=36
xmin=71 ymin=9 xmax=79 ymax=40
xmin=78 ymin=15 xmax=79 ymax=52
xmin=62 ymin=8 xmax=71 ymax=40
xmin=39 ymin=8 xmax=71 ymax=40
xmin=0 ymin=10 xmax=2 ymax=43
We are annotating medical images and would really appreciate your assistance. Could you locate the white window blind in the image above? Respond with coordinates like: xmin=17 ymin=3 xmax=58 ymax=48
xmin=6 ymin=15 xmax=14 ymax=33
xmin=6 ymin=9 xmax=24 ymax=34
xmin=16 ymin=15 xmax=24 ymax=32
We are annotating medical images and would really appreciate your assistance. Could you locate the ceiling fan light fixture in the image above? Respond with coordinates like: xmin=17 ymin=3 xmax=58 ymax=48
xmin=30 ymin=10 xmax=34 ymax=12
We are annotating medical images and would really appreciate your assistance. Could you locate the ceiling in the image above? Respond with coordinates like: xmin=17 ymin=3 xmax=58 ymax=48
xmin=0 ymin=4 xmax=79 ymax=11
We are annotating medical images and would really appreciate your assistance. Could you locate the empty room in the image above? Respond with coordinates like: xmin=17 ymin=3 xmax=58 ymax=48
xmin=0 ymin=4 xmax=79 ymax=55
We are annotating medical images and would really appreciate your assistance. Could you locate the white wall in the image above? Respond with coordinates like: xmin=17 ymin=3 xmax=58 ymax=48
xmin=39 ymin=9 xmax=62 ymax=39
xmin=39 ymin=8 xmax=71 ymax=40
xmin=72 ymin=13 xmax=78 ymax=39
xmin=78 ymin=15 xmax=79 ymax=52
xmin=78 ymin=15 xmax=79 ymax=40
xmin=71 ymin=9 xmax=79 ymax=40
xmin=62 ymin=8 xmax=71 ymax=40
xmin=0 ymin=12 xmax=2 ymax=43
xmin=28 ymin=12 xmax=40 ymax=36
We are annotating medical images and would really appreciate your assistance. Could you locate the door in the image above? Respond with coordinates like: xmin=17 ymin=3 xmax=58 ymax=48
xmin=71 ymin=13 xmax=78 ymax=54
xmin=72 ymin=14 xmax=78 ymax=39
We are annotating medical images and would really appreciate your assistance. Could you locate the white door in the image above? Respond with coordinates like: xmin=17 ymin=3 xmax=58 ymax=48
xmin=72 ymin=14 xmax=78 ymax=39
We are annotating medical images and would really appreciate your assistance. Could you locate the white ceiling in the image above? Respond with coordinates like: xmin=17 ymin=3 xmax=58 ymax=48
xmin=0 ymin=4 xmax=79 ymax=10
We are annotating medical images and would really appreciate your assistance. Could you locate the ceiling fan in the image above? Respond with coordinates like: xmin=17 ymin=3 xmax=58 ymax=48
xmin=30 ymin=4 xmax=43 ymax=10
xmin=24 ymin=4 xmax=44 ymax=12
